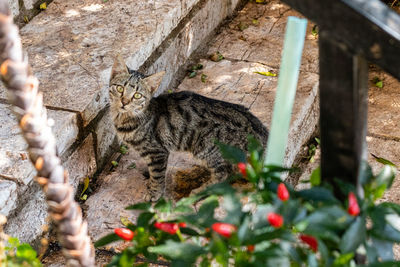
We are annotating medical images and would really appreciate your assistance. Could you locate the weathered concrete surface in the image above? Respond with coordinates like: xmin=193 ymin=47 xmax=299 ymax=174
xmin=2 ymin=0 xmax=241 ymax=247
xmin=0 ymin=103 xmax=78 ymax=186
xmin=368 ymin=69 xmax=400 ymax=139
xmin=4 ymin=134 xmax=96 ymax=245
xmin=0 ymin=180 xmax=18 ymax=216
xmin=149 ymin=0 xmax=234 ymax=94
xmin=85 ymin=150 xmax=202 ymax=244
xmin=84 ymin=0 xmax=319 ymax=253
xmin=93 ymin=108 xmax=119 ymax=169
xmin=178 ymin=0 xmax=319 ymax=169
xmin=0 ymin=0 xmax=202 ymax=126
xmin=208 ymin=1 xmax=319 ymax=74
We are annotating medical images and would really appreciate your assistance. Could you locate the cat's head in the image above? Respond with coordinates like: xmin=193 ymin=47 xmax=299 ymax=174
xmin=109 ymin=55 xmax=165 ymax=115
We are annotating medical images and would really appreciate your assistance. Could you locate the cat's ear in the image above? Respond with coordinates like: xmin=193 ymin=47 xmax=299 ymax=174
xmin=110 ymin=54 xmax=129 ymax=80
xmin=142 ymin=71 xmax=165 ymax=94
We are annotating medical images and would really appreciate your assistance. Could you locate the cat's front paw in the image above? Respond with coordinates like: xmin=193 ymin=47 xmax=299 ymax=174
xmin=143 ymin=189 xmax=163 ymax=202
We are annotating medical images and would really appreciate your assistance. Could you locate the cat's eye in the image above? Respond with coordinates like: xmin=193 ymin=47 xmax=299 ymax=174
xmin=133 ymin=92 xmax=142 ymax=99
xmin=116 ymin=85 xmax=124 ymax=93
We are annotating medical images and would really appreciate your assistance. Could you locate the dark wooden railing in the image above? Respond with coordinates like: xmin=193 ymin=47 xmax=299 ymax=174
xmin=281 ymin=0 xmax=400 ymax=196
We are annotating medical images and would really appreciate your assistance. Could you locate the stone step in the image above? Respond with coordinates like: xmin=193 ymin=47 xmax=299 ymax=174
xmin=0 ymin=0 xmax=242 ymax=245
xmin=84 ymin=0 xmax=319 ymax=253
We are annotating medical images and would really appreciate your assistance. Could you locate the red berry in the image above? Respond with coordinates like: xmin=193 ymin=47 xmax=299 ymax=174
xmin=237 ymin=162 xmax=247 ymax=177
xmin=267 ymin=213 xmax=284 ymax=228
xmin=212 ymin=222 xmax=237 ymax=238
xmin=114 ymin=228 xmax=134 ymax=241
xmin=348 ymin=192 xmax=360 ymax=216
xmin=247 ymin=245 xmax=255 ymax=252
xmin=178 ymin=222 xmax=187 ymax=228
xmin=154 ymin=222 xmax=179 ymax=234
xmin=277 ymin=183 xmax=289 ymax=201
xmin=299 ymin=234 xmax=318 ymax=252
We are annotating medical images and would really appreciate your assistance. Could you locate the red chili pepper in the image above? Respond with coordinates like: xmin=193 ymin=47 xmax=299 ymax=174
xmin=178 ymin=222 xmax=187 ymax=228
xmin=154 ymin=222 xmax=179 ymax=234
xmin=267 ymin=213 xmax=284 ymax=228
xmin=277 ymin=183 xmax=289 ymax=201
xmin=237 ymin=162 xmax=247 ymax=177
xmin=212 ymin=222 xmax=237 ymax=238
xmin=348 ymin=192 xmax=360 ymax=216
xmin=299 ymin=234 xmax=318 ymax=252
xmin=247 ymin=245 xmax=255 ymax=252
xmin=114 ymin=228 xmax=134 ymax=241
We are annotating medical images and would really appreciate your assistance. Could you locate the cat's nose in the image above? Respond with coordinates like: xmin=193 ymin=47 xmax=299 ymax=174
xmin=121 ymin=97 xmax=130 ymax=106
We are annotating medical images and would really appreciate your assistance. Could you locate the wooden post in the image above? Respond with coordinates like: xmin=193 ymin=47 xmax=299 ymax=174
xmin=319 ymin=31 xmax=368 ymax=196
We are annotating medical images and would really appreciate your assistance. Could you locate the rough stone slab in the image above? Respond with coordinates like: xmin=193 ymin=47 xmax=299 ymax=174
xmin=94 ymin=109 xmax=118 ymax=169
xmin=208 ymin=0 xmax=319 ymax=74
xmin=0 ymin=0 xmax=201 ymax=126
xmin=7 ymin=0 xmax=19 ymax=17
xmin=0 ymin=104 xmax=78 ymax=185
xmin=4 ymin=134 xmax=96 ymax=245
xmin=368 ymin=70 xmax=400 ymax=139
xmin=4 ymin=184 xmax=48 ymax=245
xmin=178 ymin=60 xmax=319 ymax=167
xmin=367 ymin=136 xmax=400 ymax=203
xmin=85 ymin=150 xmax=201 ymax=244
xmin=64 ymin=133 xmax=97 ymax=190
xmin=0 ymin=179 xmax=18 ymax=216
xmin=148 ymin=0 xmax=233 ymax=94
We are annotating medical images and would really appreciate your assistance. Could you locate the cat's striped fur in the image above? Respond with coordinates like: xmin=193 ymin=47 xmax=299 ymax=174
xmin=109 ymin=56 xmax=268 ymax=201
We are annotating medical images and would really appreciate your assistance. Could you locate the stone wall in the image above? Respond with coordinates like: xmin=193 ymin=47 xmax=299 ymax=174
xmin=0 ymin=0 xmax=243 ymax=247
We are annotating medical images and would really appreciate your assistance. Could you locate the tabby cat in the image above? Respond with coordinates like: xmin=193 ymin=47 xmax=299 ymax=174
xmin=109 ymin=56 xmax=268 ymax=201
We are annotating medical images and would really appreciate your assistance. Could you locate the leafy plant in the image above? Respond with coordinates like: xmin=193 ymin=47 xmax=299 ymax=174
xmin=1 ymin=236 xmax=42 ymax=267
xmin=96 ymin=138 xmax=399 ymax=267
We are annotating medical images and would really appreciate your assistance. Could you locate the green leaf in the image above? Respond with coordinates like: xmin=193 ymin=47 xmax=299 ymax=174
xmin=297 ymin=187 xmax=339 ymax=204
xmin=254 ymin=71 xmax=277 ymax=77
xmin=359 ymin=161 xmax=373 ymax=186
xmin=137 ymin=212 xmax=155 ymax=228
xmin=111 ymin=160 xmax=118 ymax=167
xmin=120 ymin=216 xmax=133 ymax=227
xmin=118 ymin=250 xmax=136 ymax=267
xmin=128 ymin=162 xmax=136 ymax=169
xmin=191 ymin=64 xmax=203 ymax=71
xmin=7 ymin=237 xmax=20 ymax=247
xmin=376 ymin=165 xmax=396 ymax=189
xmin=311 ymin=25 xmax=318 ymax=36
xmin=307 ymin=253 xmax=318 ymax=267
xmin=362 ymin=261 xmax=400 ymax=267
xmin=222 ymin=193 xmax=242 ymax=225
xmin=154 ymin=198 xmax=172 ymax=213
xmin=333 ymin=253 xmax=354 ymax=266
xmin=215 ymin=140 xmax=246 ymax=164
xmin=120 ymin=144 xmax=128 ymax=155
xmin=210 ymin=51 xmax=224 ymax=62
xmin=375 ymin=80 xmax=383 ymax=88
xmin=340 ymin=216 xmax=366 ymax=253
xmin=189 ymin=71 xmax=197 ymax=78
xmin=371 ymin=238 xmax=394 ymax=261
xmin=94 ymin=233 xmax=121 ymax=247
xmin=201 ymin=74 xmax=207 ymax=83
xmin=125 ymin=202 xmax=151 ymax=211
xmin=371 ymin=153 xmax=397 ymax=167
xmin=182 ymin=196 xmax=219 ymax=227
xmin=148 ymin=240 xmax=205 ymax=262
xmin=16 ymin=243 xmax=37 ymax=261
xmin=238 ymin=21 xmax=249 ymax=31
xmin=309 ymin=167 xmax=320 ymax=186
xmin=80 ymin=176 xmax=90 ymax=198
xmin=371 ymin=223 xmax=400 ymax=242
xmin=179 ymin=227 xmax=199 ymax=236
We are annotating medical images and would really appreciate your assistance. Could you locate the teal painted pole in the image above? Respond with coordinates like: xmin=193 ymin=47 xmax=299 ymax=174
xmin=264 ymin=16 xmax=307 ymax=167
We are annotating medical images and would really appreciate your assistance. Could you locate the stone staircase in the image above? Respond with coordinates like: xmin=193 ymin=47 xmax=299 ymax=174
xmin=0 ymin=0 xmax=243 ymax=246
